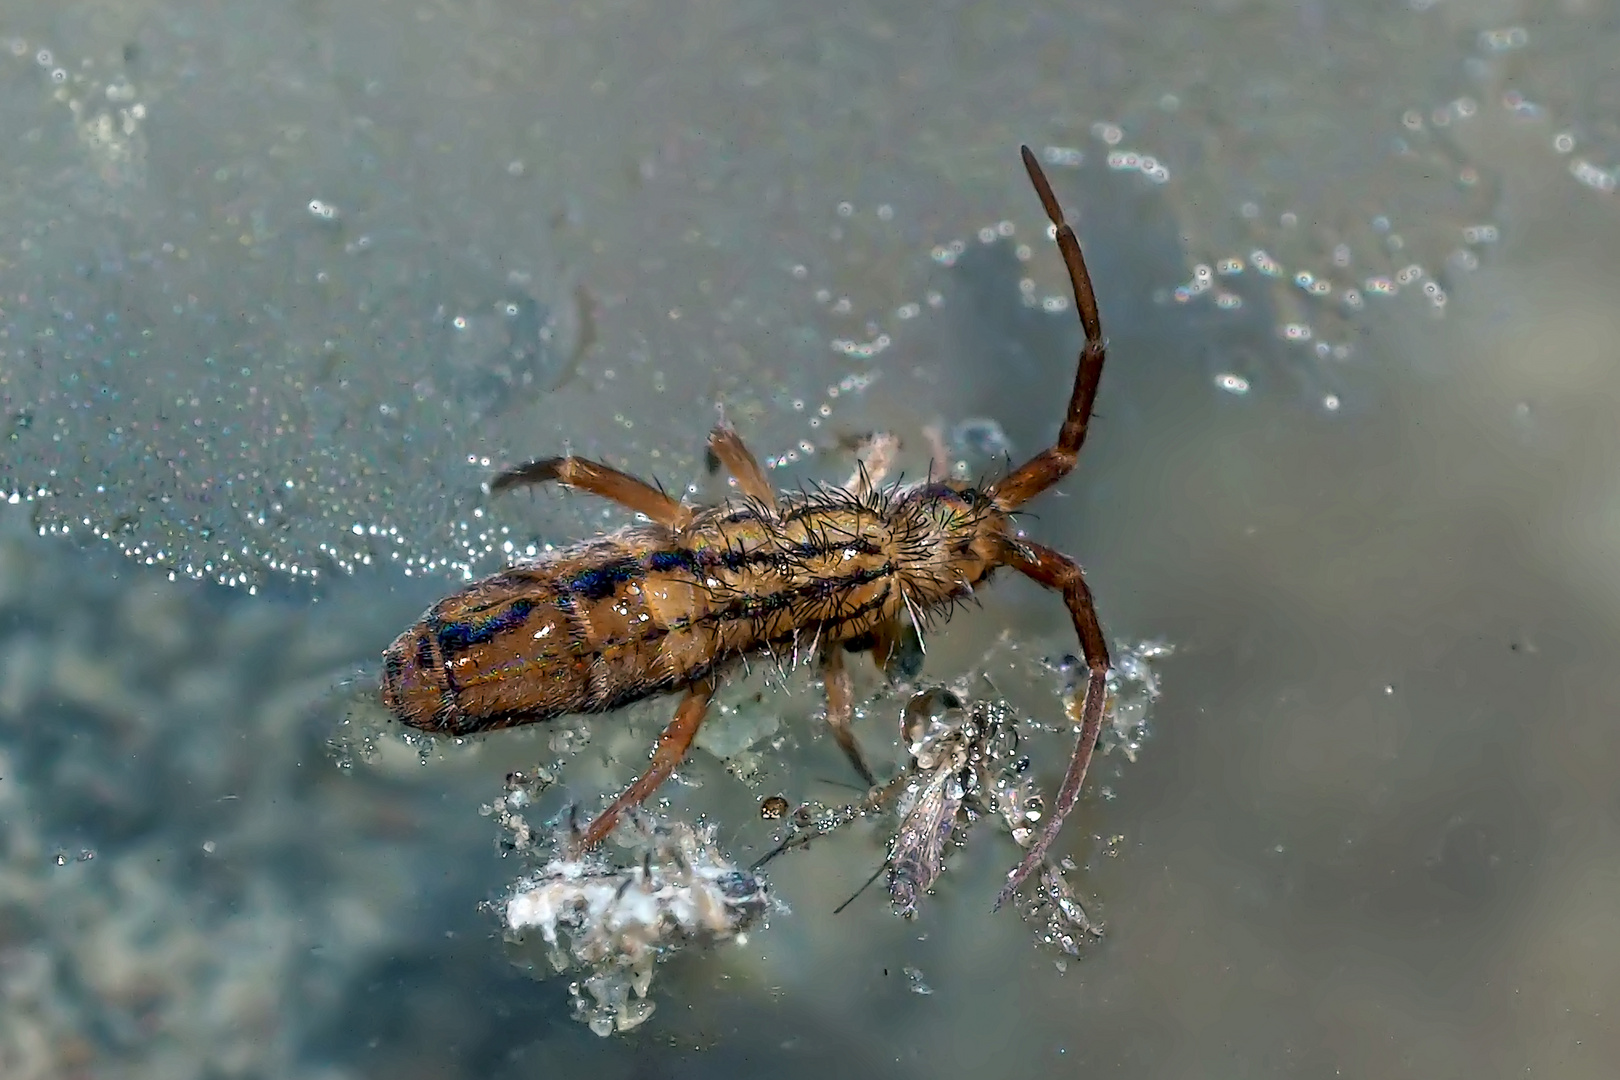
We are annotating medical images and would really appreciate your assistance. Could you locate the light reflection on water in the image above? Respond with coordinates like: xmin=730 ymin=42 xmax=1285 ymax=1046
xmin=1 ymin=0 xmax=1618 ymax=1077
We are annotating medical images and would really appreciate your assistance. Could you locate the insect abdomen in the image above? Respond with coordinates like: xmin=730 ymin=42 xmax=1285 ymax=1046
xmin=381 ymin=530 xmax=706 ymax=735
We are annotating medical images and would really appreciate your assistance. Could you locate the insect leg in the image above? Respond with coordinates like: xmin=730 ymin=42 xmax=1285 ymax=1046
xmin=572 ymin=678 xmax=717 ymax=851
xmin=839 ymin=431 xmax=901 ymax=497
xmin=992 ymin=539 xmax=1110 ymax=910
xmin=490 ymin=456 xmax=693 ymax=529
xmin=989 ymin=145 xmax=1107 ymax=512
xmin=865 ymin=617 xmax=924 ymax=684
xmin=820 ymin=645 xmax=878 ymax=788
xmin=707 ymin=425 xmax=779 ymax=510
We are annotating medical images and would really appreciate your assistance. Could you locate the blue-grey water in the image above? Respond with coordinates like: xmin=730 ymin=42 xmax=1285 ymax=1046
xmin=3 ymin=1 xmax=1619 ymax=1077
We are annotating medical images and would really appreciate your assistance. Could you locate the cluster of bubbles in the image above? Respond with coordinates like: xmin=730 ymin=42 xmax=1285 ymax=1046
xmin=784 ymin=121 xmax=1492 ymax=421
xmin=1465 ymin=12 xmax=1620 ymax=198
xmin=0 ymin=33 xmax=650 ymax=593
xmin=778 ymin=5 xmax=1619 ymax=426
xmin=3 ymin=2 xmax=1615 ymax=594
xmin=6 ymin=38 xmax=148 ymax=197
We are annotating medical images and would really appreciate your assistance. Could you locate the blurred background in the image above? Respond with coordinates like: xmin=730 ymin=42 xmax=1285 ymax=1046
xmin=2 ymin=0 xmax=1618 ymax=1076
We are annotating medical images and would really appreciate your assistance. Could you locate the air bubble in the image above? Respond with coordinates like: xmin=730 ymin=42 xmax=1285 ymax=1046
xmin=1570 ymin=160 xmax=1617 ymax=193
xmin=1501 ymin=90 xmax=1543 ymax=120
xmin=1448 ymin=249 xmax=1480 ymax=273
xmin=1478 ymin=26 xmax=1529 ymax=52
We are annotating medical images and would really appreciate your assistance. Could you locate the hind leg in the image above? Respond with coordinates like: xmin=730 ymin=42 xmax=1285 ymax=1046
xmin=572 ymin=679 xmax=717 ymax=851
xmin=491 ymin=456 xmax=692 ymax=529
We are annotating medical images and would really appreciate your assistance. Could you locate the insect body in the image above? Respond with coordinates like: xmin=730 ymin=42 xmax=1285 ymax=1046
xmin=886 ymin=689 xmax=989 ymax=918
xmin=382 ymin=146 xmax=1113 ymax=908
xmin=756 ymin=686 xmax=1034 ymax=919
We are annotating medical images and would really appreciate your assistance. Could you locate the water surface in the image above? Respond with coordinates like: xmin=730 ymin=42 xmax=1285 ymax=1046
xmin=2 ymin=1 xmax=1617 ymax=1077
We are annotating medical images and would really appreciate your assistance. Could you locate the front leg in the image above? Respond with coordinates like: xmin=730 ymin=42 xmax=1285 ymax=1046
xmin=994 ymin=540 xmax=1111 ymax=910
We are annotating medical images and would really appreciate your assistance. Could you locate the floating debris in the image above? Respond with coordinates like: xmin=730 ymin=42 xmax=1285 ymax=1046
xmin=757 ymin=683 xmax=1129 ymax=953
xmin=755 ymin=638 xmax=1173 ymax=954
xmin=902 ymin=965 xmax=934 ymax=996
xmin=1060 ymin=638 xmax=1177 ymax=764
xmin=496 ymin=804 xmax=775 ymax=1037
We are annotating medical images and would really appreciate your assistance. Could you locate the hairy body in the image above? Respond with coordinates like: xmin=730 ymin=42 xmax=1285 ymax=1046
xmin=382 ymin=484 xmax=1003 ymax=737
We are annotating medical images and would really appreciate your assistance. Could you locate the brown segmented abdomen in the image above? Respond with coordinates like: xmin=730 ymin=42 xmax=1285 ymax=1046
xmin=380 ymin=494 xmax=916 ymax=737
xmin=381 ymin=528 xmax=710 ymax=735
